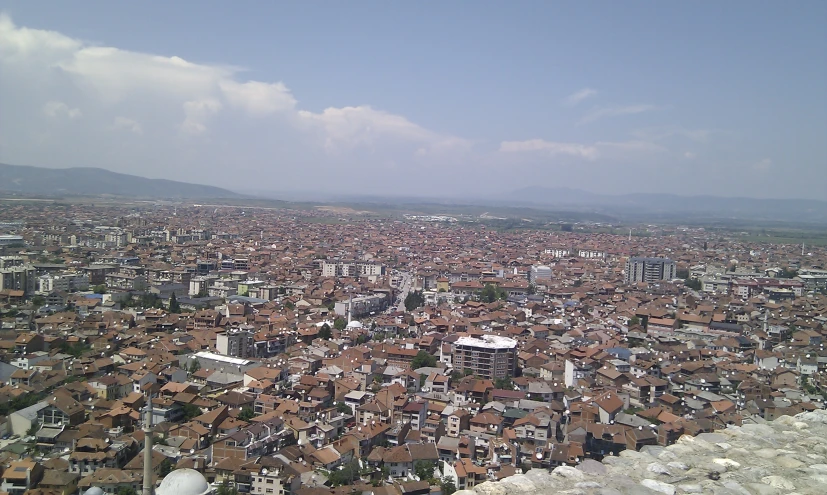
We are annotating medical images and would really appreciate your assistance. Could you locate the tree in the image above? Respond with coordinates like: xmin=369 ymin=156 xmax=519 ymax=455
xmin=405 ymin=290 xmax=425 ymax=311
xmin=335 ymin=402 xmax=352 ymax=415
xmin=527 ymin=284 xmax=536 ymax=295
xmin=319 ymin=323 xmax=333 ymax=340
xmin=494 ymin=376 xmax=513 ymax=390
xmin=168 ymin=292 xmax=181 ymax=313
xmin=685 ymin=278 xmax=703 ymax=291
xmin=629 ymin=316 xmax=641 ymax=327
xmin=182 ymin=403 xmax=202 ymax=421
xmin=334 ymin=317 xmax=347 ymax=331
xmin=216 ymin=479 xmax=238 ymax=495
xmin=238 ymin=406 xmax=256 ymax=422
xmin=480 ymin=284 xmax=507 ymax=303
xmin=31 ymin=296 xmax=45 ymax=308
xmin=159 ymin=458 xmax=174 ymax=478
xmin=414 ymin=460 xmax=436 ymax=481
xmin=93 ymin=284 xmax=107 ymax=294
xmin=328 ymin=458 xmax=361 ymax=486
xmin=411 ymin=350 xmax=436 ymax=370
xmin=188 ymin=359 xmax=201 ymax=374
xmin=116 ymin=488 xmax=138 ymax=495
xmin=440 ymin=477 xmax=457 ymax=495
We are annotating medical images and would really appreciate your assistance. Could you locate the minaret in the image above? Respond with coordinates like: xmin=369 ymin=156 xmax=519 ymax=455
xmin=143 ymin=397 xmax=154 ymax=495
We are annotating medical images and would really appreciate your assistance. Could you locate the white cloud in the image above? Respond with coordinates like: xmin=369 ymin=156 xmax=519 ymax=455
xmin=578 ymin=104 xmax=659 ymax=125
xmin=500 ymin=139 xmax=599 ymax=160
xmin=595 ymin=140 xmax=666 ymax=153
xmin=684 ymin=151 xmax=696 ymax=159
xmin=181 ymin=99 xmax=222 ymax=135
xmin=219 ymin=80 xmax=297 ymax=115
xmin=563 ymin=88 xmax=598 ymax=106
xmin=42 ymin=101 xmax=82 ymax=119
xmin=112 ymin=116 xmax=143 ymax=134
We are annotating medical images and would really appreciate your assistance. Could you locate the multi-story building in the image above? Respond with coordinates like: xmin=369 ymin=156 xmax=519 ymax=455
xmin=334 ymin=293 xmax=389 ymax=318
xmin=217 ymin=328 xmax=256 ymax=358
xmin=451 ymin=335 xmax=518 ymax=380
xmin=322 ymin=260 xmax=384 ymax=278
xmin=528 ymin=265 xmax=552 ymax=285
xmin=625 ymin=257 xmax=677 ymax=284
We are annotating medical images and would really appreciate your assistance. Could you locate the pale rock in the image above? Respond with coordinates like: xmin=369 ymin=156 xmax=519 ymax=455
xmin=716 ymin=442 xmax=732 ymax=451
xmin=666 ymin=461 xmax=689 ymax=471
xmin=574 ymin=481 xmax=602 ymax=489
xmin=793 ymin=421 xmax=809 ymax=430
xmin=498 ymin=474 xmax=536 ymax=492
xmin=647 ymin=463 xmax=671 ymax=476
xmin=774 ymin=456 xmax=804 ymax=469
xmin=760 ymin=476 xmax=795 ymax=490
xmin=743 ymin=483 xmax=780 ymax=495
xmin=551 ymin=465 xmax=584 ymax=480
xmin=472 ymin=482 xmax=506 ymax=495
xmin=753 ymin=448 xmax=779 ymax=459
xmin=640 ymin=479 xmax=676 ymax=495
xmin=676 ymin=484 xmax=703 ymax=493
xmin=712 ymin=458 xmax=741 ymax=470
xmin=741 ymin=424 xmax=775 ymax=437
xmin=810 ymin=464 xmax=827 ymax=473
xmin=576 ymin=459 xmax=607 ymax=475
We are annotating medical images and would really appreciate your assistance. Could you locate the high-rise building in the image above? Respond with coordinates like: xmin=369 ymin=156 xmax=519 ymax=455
xmin=625 ymin=257 xmax=677 ymax=284
xmin=216 ymin=328 xmax=255 ymax=358
xmin=451 ymin=335 xmax=518 ymax=380
xmin=529 ymin=265 xmax=552 ymax=284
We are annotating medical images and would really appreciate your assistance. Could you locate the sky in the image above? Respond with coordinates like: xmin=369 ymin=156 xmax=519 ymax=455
xmin=0 ymin=1 xmax=825 ymax=200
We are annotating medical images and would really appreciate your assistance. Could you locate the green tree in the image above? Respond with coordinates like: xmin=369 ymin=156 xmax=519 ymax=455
xmin=319 ymin=323 xmax=333 ymax=340
xmin=411 ymin=350 xmax=436 ymax=370
xmin=494 ymin=376 xmax=513 ymax=390
xmin=440 ymin=477 xmax=457 ymax=495
xmin=335 ymin=402 xmax=352 ymax=415
xmin=168 ymin=292 xmax=181 ymax=313
xmin=93 ymin=284 xmax=107 ymax=294
xmin=685 ymin=278 xmax=703 ymax=290
xmin=116 ymin=488 xmax=138 ymax=495
xmin=159 ymin=458 xmax=174 ymax=478
xmin=216 ymin=479 xmax=238 ymax=495
xmin=629 ymin=316 xmax=641 ymax=327
xmin=414 ymin=460 xmax=436 ymax=482
xmin=182 ymin=403 xmax=202 ymax=421
xmin=405 ymin=290 xmax=425 ymax=311
xmin=188 ymin=359 xmax=201 ymax=374
xmin=334 ymin=317 xmax=347 ymax=331
xmin=238 ymin=406 xmax=256 ymax=422
xmin=328 ymin=458 xmax=361 ymax=486
xmin=31 ymin=296 xmax=45 ymax=308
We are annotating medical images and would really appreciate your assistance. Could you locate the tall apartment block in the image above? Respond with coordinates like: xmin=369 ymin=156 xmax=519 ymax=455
xmin=625 ymin=257 xmax=677 ymax=284
xmin=451 ymin=335 xmax=518 ymax=380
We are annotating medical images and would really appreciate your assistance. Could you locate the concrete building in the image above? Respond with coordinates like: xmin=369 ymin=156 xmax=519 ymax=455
xmin=334 ymin=293 xmax=389 ymax=318
xmin=216 ymin=328 xmax=256 ymax=358
xmin=528 ymin=265 xmax=552 ymax=285
xmin=625 ymin=257 xmax=677 ymax=284
xmin=451 ymin=335 xmax=518 ymax=380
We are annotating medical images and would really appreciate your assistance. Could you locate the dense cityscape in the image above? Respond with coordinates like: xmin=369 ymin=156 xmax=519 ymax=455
xmin=0 ymin=200 xmax=824 ymax=495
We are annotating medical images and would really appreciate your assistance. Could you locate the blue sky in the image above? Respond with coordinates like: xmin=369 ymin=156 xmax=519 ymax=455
xmin=0 ymin=1 xmax=825 ymax=199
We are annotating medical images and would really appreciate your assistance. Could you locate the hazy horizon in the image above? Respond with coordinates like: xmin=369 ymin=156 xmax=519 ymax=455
xmin=0 ymin=2 xmax=825 ymax=200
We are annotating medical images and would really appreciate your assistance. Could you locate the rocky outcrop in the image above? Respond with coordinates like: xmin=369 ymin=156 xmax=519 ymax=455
xmin=457 ymin=411 xmax=827 ymax=495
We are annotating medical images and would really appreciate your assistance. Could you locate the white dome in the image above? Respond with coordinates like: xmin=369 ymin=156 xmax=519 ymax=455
xmin=85 ymin=488 xmax=105 ymax=495
xmin=346 ymin=320 xmax=364 ymax=329
xmin=157 ymin=469 xmax=211 ymax=495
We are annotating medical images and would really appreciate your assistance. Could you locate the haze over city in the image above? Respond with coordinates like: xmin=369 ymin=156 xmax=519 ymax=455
xmin=0 ymin=1 xmax=825 ymax=200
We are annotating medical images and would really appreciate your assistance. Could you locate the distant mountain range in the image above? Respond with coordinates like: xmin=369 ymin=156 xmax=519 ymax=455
xmin=503 ymin=186 xmax=827 ymax=225
xmin=0 ymin=163 xmax=241 ymax=199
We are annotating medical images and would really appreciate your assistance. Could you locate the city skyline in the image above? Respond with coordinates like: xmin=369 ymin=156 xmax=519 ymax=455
xmin=0 ymin=2 xmax=825 ymax=200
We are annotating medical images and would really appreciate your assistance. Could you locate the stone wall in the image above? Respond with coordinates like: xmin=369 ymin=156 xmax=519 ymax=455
xmin=457 ymin=411 xmax=827 ymax=495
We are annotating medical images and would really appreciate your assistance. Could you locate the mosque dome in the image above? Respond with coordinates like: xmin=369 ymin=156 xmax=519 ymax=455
xmin=346 ymin=320 xmax=364 ymax=329
xmin=156 ymin=469 xmax=212 ymax=495
xmin=85 ymin=488 xmax=105 ymax=495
